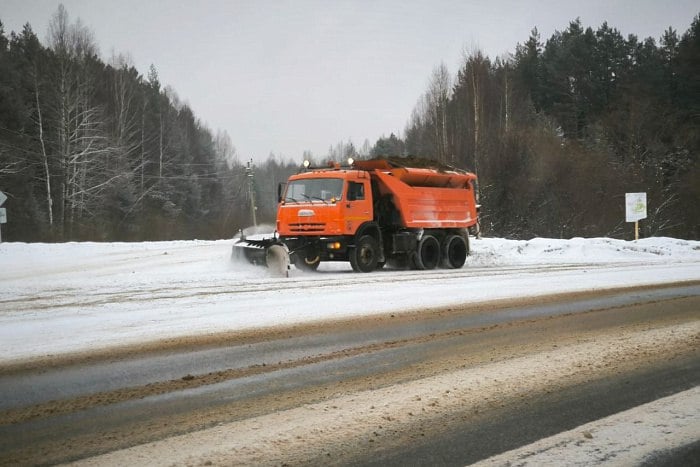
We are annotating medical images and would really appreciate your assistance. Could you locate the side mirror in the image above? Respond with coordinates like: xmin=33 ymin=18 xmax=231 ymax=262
xmin=277 ymin=182 xmax=285 ymax=203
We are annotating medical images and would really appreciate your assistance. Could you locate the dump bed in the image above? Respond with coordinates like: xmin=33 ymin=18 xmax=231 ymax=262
xmin=354 ymin=159 xmax=478 ymax=229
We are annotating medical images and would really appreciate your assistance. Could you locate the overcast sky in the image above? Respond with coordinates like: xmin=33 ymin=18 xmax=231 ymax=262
xmin=1 ymin=1 xmax=698 ymax=162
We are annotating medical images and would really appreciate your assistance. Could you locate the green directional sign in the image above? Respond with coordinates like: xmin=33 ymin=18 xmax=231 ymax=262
xmin=0 ymin=190 xmax=6 ymax=206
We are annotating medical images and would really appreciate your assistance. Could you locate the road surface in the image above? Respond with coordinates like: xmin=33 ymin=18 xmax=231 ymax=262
xmin=0 ymin=282 xmax=698 ymax=465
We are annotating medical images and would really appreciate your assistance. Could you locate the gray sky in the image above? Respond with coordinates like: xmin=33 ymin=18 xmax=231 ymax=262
xmin=1 ymin=1 xmax=698 ymax=162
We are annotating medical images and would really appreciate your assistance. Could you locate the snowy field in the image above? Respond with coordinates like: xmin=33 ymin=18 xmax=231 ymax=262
xmin=1 ymin=236 xmax=698 ymax=363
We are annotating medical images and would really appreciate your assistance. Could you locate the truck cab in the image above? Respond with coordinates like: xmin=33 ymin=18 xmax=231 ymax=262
xmin=277 ymin=169 xmax=376 ymax=270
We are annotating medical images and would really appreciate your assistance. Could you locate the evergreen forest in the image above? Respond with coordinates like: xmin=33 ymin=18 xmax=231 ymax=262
xmin=0 ymin=6 xmax=698 ymax=242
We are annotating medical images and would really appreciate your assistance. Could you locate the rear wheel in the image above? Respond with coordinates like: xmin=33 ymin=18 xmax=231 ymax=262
xmin=441 ymin=234 xmax=468 ymax=269
xmin=414 ymin=235 xmax=440 ymax=270
xmin=350 ymin=235 xmax=379 ymax=273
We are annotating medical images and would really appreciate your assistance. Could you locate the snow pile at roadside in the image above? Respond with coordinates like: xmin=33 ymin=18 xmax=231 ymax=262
xmin=474 ymin=387 xmax=700 ymax=467
xmin=468 ymin=236 xmax=700 ymax=266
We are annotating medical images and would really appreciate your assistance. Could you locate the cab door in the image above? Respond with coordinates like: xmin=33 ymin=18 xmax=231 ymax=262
xmin=343 ymin=177 xmax=373 ymax=235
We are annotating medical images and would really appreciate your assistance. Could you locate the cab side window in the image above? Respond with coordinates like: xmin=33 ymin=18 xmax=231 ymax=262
xmin=347 ymin=181 xmax=365 ymax=201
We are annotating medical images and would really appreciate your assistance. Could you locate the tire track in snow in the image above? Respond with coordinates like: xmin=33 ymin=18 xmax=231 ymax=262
xmin=0 ymin=262 xmax=634 ymax=312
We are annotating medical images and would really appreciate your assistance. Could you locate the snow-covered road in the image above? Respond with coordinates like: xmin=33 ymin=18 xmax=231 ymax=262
xmin=1 ymin=236 xmax=698 ymax=465
xmin=1 ymin=236 xmax=698 ymax=363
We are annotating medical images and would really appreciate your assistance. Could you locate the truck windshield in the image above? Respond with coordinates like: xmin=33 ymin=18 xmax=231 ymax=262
xmin=285 ymin=178 xmax=343 ymax=203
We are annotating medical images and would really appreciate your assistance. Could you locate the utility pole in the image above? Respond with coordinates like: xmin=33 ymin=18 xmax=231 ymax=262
xmin=245 ymin=159 xmax=257 ymax=226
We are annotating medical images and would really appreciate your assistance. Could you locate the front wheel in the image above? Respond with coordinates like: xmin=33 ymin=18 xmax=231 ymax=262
xmin=350 ymin=235 xmax=379 ymax=273
xmin=293 ymin=249 xmax=320 ymax=271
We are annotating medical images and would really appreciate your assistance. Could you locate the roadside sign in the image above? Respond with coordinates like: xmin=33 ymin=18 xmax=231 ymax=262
xmin=625 ymin=192 xmax=647 ymax=241
xmin=0 ymin=191 xmax=6 ymax=206
xmin=625 ymin=193 xmax=647 ymax=222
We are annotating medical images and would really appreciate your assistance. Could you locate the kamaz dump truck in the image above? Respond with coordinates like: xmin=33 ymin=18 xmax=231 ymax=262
xmin=232 ymin=157 xmax=478 ymax=274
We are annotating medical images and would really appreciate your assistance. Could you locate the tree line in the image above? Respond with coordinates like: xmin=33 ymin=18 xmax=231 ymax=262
xmin=0 ymin=6 xmax=303 ymax=242
xmin=380 ymin=17 xmax=699 ymax=240
xmin=0 ymin=7 xmax=698 ymax=242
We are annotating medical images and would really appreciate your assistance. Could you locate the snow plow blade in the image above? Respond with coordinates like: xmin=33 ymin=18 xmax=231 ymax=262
xmin=231 ymin=236 xmax=290 ymax=276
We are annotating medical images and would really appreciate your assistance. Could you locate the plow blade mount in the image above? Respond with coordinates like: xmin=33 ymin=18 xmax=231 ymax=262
xmin=231 ymin=237 xmax=290 ymax=276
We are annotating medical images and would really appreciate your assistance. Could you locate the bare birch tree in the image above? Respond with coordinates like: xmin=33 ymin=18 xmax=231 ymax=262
xmin=110 ymin=53 xmax=141 ymax=161
xmin=461 ymin=49 xmax=490 ymax=201
xmin=426 ymin=63 xmax=452 ymax=163
xmin=47 ymin=5 xmax=108 ymax=237
xmin=33 ymin=69 xmax=53 ymax=227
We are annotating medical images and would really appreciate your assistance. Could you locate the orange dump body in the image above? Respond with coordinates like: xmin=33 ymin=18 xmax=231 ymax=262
xmin=371 ymin=168 xmax=477 ymax=229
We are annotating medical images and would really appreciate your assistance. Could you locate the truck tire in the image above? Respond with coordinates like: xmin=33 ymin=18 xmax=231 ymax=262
xmin=441 ymin=234 xmax=468 ymax=269
xmin=293 ymin=249 xmax=320 ymax=271
xmin=415 ymin=235 xmax=440 ymax=270
xmin=350 ymin=235 xmax=379 ymax=273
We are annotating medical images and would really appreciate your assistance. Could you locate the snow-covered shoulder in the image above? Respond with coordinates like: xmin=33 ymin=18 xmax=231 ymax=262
xmin=467 ymin=236 xmax=700 ymax=266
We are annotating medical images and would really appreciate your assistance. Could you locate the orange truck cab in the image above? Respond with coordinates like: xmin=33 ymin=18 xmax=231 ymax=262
xmin=276 ymin=158 xmax=478 ymax=272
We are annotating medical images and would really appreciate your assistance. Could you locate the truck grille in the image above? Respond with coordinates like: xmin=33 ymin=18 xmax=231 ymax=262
xmin=289 ymin=223 xmax=326 ymax=232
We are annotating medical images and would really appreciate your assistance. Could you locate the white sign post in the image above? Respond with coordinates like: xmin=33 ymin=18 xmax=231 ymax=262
xmin=0 ymin=190 xmax=6 ymax=243
xmin=625 ymin=192 xmax=647 ymax=241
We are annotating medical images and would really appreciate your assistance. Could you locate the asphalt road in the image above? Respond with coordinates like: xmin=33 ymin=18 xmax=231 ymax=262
xmin=0 ymin=283 xmax=697 ymax=465
xmin=355 ymin=353 xmax=700 ymax=466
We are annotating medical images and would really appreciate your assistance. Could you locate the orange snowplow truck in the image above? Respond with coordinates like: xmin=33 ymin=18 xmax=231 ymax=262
xmin=234 ymin=157 xmax=478 ymax=273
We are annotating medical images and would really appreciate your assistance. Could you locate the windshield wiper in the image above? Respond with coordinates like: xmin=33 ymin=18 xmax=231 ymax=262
xmin=301 ymin=194 xmax=328 ymax=205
